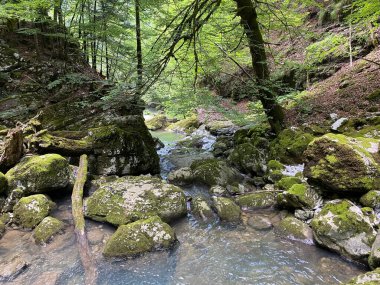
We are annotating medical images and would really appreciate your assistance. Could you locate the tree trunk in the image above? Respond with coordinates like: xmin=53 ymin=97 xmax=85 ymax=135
xmin=135 ymin=0 xmax=143 ymax=98
xmin=72 ymin=155 xmax=97 ymax=285
xmin=234 ymin=0 xmax=285 ymax=134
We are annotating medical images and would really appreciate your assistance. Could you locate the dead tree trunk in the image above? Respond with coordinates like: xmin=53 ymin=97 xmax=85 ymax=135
xmin=0 ymin=127 xmax=24 ymax=172
xmin=71 ymin=155 xmax=97 ymax=285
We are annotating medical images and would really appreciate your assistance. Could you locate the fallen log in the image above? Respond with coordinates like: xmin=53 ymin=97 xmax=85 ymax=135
xmin=71 ymin=154 xmax=97 ymax=285
xmin=0 ymin=126 xmax=23 ymax=171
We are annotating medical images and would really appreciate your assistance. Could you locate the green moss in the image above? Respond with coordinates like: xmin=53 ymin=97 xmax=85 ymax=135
xmin=235 ymin=191 xmax=277 ymax=209
xmin=367 ymin=89 xmax=380 ymax=101
xmin=228 ymin=143 xmax=266 ymax=176
xmin=191 ymin=159 xmax=240 ymax=186
xmin=212 ymin=197 xmax=241 ymax=223
xmin=275 ymin=177 xmax=302 ymax=191
xmin=145 ymin=114 xmax=167 ymax=131
xmin=167 ymin=114 xmax=199 ymax=134
xmin=13 ymin=194 xmax=55 ymax=228
xmin=276 ymin=216 xmax=312 ymax=242
xmin=279 ymin=183 xmax=321 ymax=210
xmin=103 ymin=216 xmax=176 ymax=257
xmin=33 ymin=216 xmax=64 ymax=244
xmin=267 ymin=160 xmax=285 ymax=171
xmin=360 ymin=191 xmax=380 ymax=209
xmin=5 ymin=154 xmax=70 ymax=194
xmin=0 ymin=172 xmax=8 ymax=195
xmin=325 ymin=155 xmax=338 ymax=164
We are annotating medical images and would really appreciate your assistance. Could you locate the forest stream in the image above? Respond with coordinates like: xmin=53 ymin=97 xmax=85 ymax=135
xmin=0 ymin=129 xmax=366 ymax=285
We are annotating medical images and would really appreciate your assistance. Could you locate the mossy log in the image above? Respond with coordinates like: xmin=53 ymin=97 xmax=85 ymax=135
xmin=71 ymin=155 xmax=97 ymax=285
xmin=29 ymin=130 xmax=93 ymax=156
xmin=0 ymin=126 xmax=23 ymax=171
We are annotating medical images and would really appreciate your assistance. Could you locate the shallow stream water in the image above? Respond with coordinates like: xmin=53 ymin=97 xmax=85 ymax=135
xmin=0 ymin=130 xmax=365 ymax=285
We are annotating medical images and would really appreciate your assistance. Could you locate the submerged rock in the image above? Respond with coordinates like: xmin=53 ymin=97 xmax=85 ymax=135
xmin=304 ymin=134 xmax=380 ymax=194
xmin=0 ymin=255 xmax=29 ymax=281
xmin=103 ymin=216 xmax=176 ymax=257
xmin=190 ymin=159 xmax=241 ymax=187
xmin=33 ymin=216 xmax=64 ymax=244
xmin=228 ymin=143 xmax=267 ymax=176
xmin=85 ymin=176 xmax=187 ymax=226
xmin=5 ymin=154 xmax=70 ymax=194
xmin=13 ymin=194 xmax=55 ymax=228
xmin=278 ymin=184 xmax=322 ymax=210
xmin=247 ymin=215 xmax=273 ymax=230
xmin=212 ymin=197 xmax=241 ymax=223
xmin=235 ymin=191 xmax=278 ymax=210
xmin=311 ymin=199 xmax=376 ymax=262
xmin=191 ymin=197 xmax=215 ymax=222
xmin=275 ymin=216 xmax=314 ymax=244
xmin=345 ymin=268 xmax=380 ymax=285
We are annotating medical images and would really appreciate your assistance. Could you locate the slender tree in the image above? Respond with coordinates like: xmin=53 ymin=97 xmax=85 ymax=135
xmin=135 ymin=0 xmax=143 ymax=98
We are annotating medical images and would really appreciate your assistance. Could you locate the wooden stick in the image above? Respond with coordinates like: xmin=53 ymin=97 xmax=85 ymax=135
xmin=71 ymin=154 xmax=97 ymax=285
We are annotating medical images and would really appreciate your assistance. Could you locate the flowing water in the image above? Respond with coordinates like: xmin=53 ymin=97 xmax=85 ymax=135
xmin=0 ymin=130 xmax=366 ymax=285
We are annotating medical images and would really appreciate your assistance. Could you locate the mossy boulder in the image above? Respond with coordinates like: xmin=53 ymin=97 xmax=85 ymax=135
xmin=275 ymin=216 xmax=314 ymax=244
xmin=360 ymin=191 xmax=380 ymax=210
xmin=275 ymin=176 xmax=302 ymax=191
xmin=85 ymin=176 xmax=187 ymax=226
xmin=269 ymin=128 xmax=314 ymax=164
xmin=191 ymin=197 xmax=215 ymax=222
xmin=145 ymin=114 xmax=167 ymax=131
xmin=277 ymin=184 xmax=322 ymax=210
xmin=209 ymin=185 xmax=229 ymax=197
xmin=33 ymin=216 xmax=64 ymax=244
xmin=304 ymin=134 xmax=380 ymax=194
xmin=212 ymin=197 xmax=241 ymax=223
xmin=0 ymin=172 xmax=8 ymax=195
xmin=369 ymin=233 xmax=380 ymax=269
xmin=228 ymin=143 xmax=267 ymax=176
xmin=167 ymin=167 xmax=194 ymax=186
xmin=311 ymin=199 xmax=376 ymax=262
xmin=190 ymin=159 xmax=241 ymax=187
xmin=5 ymin=154 xmax=70 ymax=194
xmin=13 ymin=194 xmax=55 ymax=228
xmin=103 ymin=216 xmax=176 ymax=257
xmin=235 ymin=191 xmax=278 ymax=209
xmin=167 ymin=114 xmax=200 ymax=134
xmin=345 ymin=268 xmax=380 ymax=285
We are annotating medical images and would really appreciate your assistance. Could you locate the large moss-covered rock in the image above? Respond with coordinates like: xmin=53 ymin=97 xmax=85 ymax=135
xmin=278 ymin=184 xmax=322 ymax=210
xmin=13 ymin=194 xmax=55 ymax=228
xmin=360 ymin=191 xmax=380 ymax=210
xmin=0 ymin=172 xmax=7 ymax=195
xmin=304 ymin=134 xmax=380 ymax=194
xmin=311 ymin=199 xmax=376 ymax=262
xmin=235 ymin=191 xmax=278 ymax=209
xmin=33 ymin=216 xmax=64 ymax=244
xmin=85 ymin=176 xmax=187 ymax=226
xmin=167 ymin=167 xmax=194 ymax=186
xmin=87 ymin=124 xmax=160 ymax=176
xmin=5 ymin=154 xmax=70 ymax=194
xmin=190 ymin=159 xmax=241 ymax=187
xmin=275 ymin=216 xmax=314 ymax=244
xmin=167 ymin=114 xmax=200 ymax=134
xmin=103 ymin=216 xmax=176 ymax=257
xmin=345 ymin=268 xmax=380 ymax=285
xmin=145 ymin=114 xmax=167 ymax=131
xmin=275 ymin=176 xmax=302 ymax=191
xmin=228 ymin=143 xmax=267 ymax=176
xmin=212 ymin=197 xmax=241 ymax=223
xmin=269 ymin=128 xmax=314 ymax=164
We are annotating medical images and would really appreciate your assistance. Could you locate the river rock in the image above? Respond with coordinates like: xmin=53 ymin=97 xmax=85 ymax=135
xmin=191 ymin=197 xmax=215 ymax=222
xmin=209 ymin=185 xmax=229 ymax=197
xmin=167 ymin=167 xmax=194 ymax=186
xmin=345 ymin=268 xmax=380 ymax=285
xmin=212 ymin=197 xmax=241 ymax=223
xmin=360 ymin=190 xmax=380 ymax=210
xmin=277 ymin=184 xmax=322 ymax=210
xmin=33 ymin=216 xmax=64 ymax=244
xmin=13 ymin=194 xmax=55 ymax=228
xmin=369 ymin=233 xmax=380 ymax=269
xmin=31 ymin=271 xmax=62 ymax=285
xmin=311 ymin=199 xmax=376 ymax=262
xmin=2 ymin=188 xmax=23 ymax=212
xmin=247 ymin=215 xmax=273 ymax=230
xmin=235 ymin=191 xmax=278 ymax=210
xmin=275 ymin=216 xmax=314 ymax=244
xmin=275 ymin=176 xmax=303 ymax=191
xmin=85 ymin=176 xmax=187 ymax=226
xmin=0 ymin=255 xmax=29 ymax=281
xmin=228 ymin=143 xmax=267 ymax=176
xmin=5 ymin=154 xmax=70 ymax=194
xmin=145 ymin=114 xmax=167 ymax=131
xmin=0 ymin=172 xmax=7 ymax=195
xmin=304 ymin=134 xmax=380 ymax=194
xmin=190 ymin=159 xmax=241 ymax=187
xmin=103 ymin=216 xmax=176 ymax=257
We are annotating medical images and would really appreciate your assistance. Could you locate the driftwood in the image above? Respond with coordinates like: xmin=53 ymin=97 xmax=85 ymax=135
xmin=71 ymin=155 xmax=97 ymax=285
xmin=0 ymin=126 xmax=24 ymax=171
